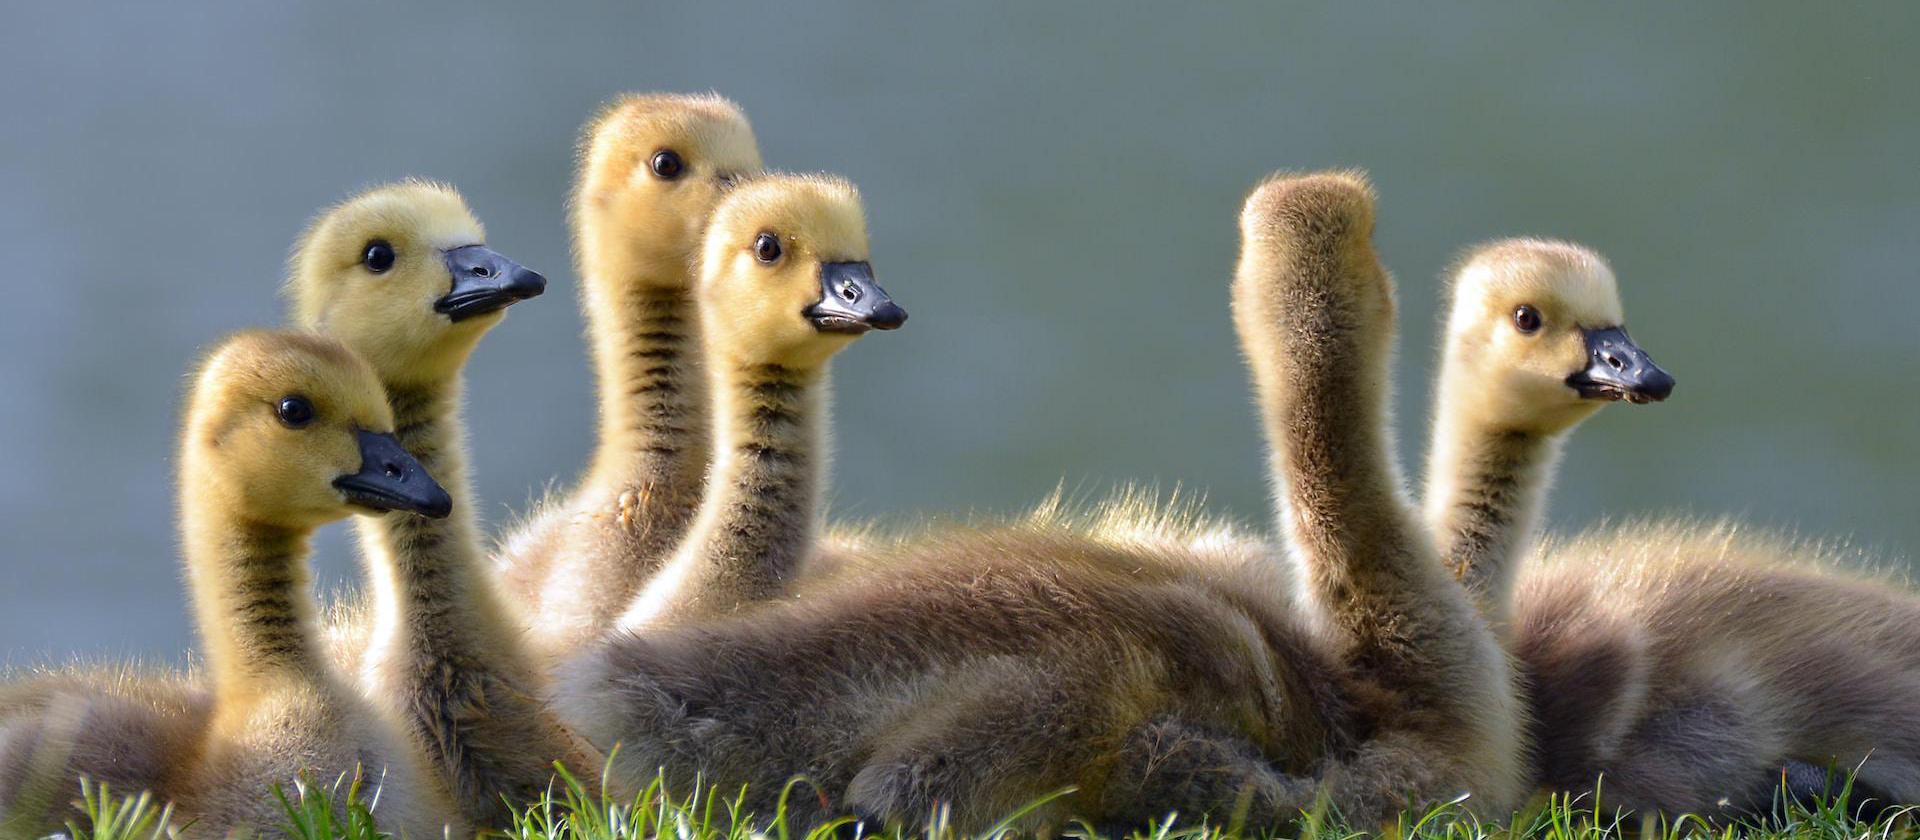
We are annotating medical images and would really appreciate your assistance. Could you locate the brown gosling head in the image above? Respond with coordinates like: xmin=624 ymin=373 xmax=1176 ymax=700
xmin=1443 ymin=239 xmax=1674 ymax=435
xmin=575 ymin=93 xmax=764 ymax=287
xmin=286 ymin=180 xmax=546 ymax=389
xmin=183 ymin=331 xmax=453 ymax=531
xmin=1234 ymin=170 xmax=1395 ymax=370
xmin=697 ymin=173 xmax=907 ymax=371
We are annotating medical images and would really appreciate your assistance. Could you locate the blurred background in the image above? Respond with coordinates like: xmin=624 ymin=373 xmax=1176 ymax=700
xmin=2 ymin=2 xmax=1916 ymax=664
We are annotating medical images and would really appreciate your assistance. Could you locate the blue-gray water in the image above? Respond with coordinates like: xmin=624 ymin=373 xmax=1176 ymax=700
xmin=2 ymin=2 xmax=1916 ymax=664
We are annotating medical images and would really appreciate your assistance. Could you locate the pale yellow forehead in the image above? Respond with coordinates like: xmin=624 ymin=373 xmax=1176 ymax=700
xmin=315 ymin=181 xmax=483 ymax=253
xmin=1452 ymin=239 xmax=1625 ymax=327
xmin=584 ymin=94 xmax=760 ymax=169
xmin=193 ymin=331 xmax=392 ymax=431
xmin=711 ymin=174 xmax=869 ymax=261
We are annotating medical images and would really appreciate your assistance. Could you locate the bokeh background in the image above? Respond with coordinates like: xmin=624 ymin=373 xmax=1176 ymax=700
xmin=3 ymin=2 xmax=1916 ymax=664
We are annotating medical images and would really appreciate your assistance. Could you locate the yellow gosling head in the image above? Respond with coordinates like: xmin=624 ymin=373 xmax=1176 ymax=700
xmin=697 ymin=173 xmax=906 ymax=371
xmin=183 ymin=331 xmax=452 ymax=531
xmin=575 ymin=92 xmax=764 ymax=287
xmin=286 ymin=180 xmax=546 ymax=389
xmin=1442 ymin=239 xmax=1674 ymax=435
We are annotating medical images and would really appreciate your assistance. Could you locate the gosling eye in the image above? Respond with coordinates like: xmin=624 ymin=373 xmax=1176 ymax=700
xmin=650 ymin=150 xmax=685 ymax=180
xmin=276 ymin=395 xmax=316 ymax=429
xmin=363 ymin=240 xmax=396 ymax=274
xmin=1512 ymin=304 xmax=1542 ymax=335
xmin=753 ymin=232 xmax=783 ymax=264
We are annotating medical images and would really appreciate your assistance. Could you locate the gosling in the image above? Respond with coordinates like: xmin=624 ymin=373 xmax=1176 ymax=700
xmin=90 ymin=332 xmax=454 ymax=836
xmin=289 ymin=180 xmax=598 ymax=825
xmin=549 ymin=172 xmax=1526 ymax=833
xmin=496 ymin=94 xmax=766 ymax=657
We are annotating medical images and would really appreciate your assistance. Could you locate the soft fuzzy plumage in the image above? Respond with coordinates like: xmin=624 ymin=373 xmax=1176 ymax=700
xmin=1424 ymin=239 xmax=1630 ymax=624
xmin=1514 ymin=519 xmax=1920 ymax=813
xmin=495 ymin=93 xmax=766 ymax=658
xmin=1419 ymin=241 xmax=1915 ymax=815
xmin=0 ymin=332 xmax=457 ymax=837
xmin=1230 ymin=172 xmax=1528 ymax=821
xmin=0 ymin=662 xmax=208 ymax=835
xmin=610 ymin=172 xmax=889 ymax=626
xmin=290 ymin=182 xmax=599 ymax=824
xmin=552 ymin=172 xmax=1528 ymax=833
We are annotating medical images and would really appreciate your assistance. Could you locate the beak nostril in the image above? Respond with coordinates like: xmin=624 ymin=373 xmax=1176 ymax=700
xmin=1605 ymin=353 xmax=1626 ymax=371
xmin=472 ymin=266 xmax=491 ymax=278
xmin=384 ymin=462 xmax=403 ymax=480
xmin=839 ymin=283 xmax=860 ymax=302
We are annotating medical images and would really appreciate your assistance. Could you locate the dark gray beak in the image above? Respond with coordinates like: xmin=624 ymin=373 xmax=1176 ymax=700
xmin=1566 ymin=326 xmax=1675 ymax=404
xmin=434 ymin=245 xmax=547 ymax=322
xmin=333 ymin=429 xmax=453 ymax=518
xmin=804 ymin=261 xmax=907 ymax=334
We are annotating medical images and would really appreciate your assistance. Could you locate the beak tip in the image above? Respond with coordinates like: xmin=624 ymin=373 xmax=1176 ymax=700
xmin=1639 ymin=373 xmax=1676 ymax=403
xmin=511 ymin=269 xmax=549 ymax=300
xmin=869 ymin=304 xmax=908 ymax=331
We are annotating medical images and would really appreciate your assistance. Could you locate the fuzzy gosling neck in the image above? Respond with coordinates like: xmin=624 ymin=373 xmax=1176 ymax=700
xmin=1240 ymin=286 xmax=1420 ymax=627
xmin=356 ymin=379 xmax=491 ymax=631
xmin=584 ymin=284 xmax=710 ymax=497
xmin=625 ymin=362 xmax=823 ymax=625
xmin=1423 ymin=384 xmax=1562 ymax=627
xmin=184 ymin=510 xmax=322 ymax=706
xmin=1265 ymin=360 xmax=1432 ymax=646
xmin=362 ymin=376 xmax=592 ymax=819
xmin=691 ymin=362 xmax=822 ymax=603
xmin=1233 ymin=225 xmax=1449 ymax=658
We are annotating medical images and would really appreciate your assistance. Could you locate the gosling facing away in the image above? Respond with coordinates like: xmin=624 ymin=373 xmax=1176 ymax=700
xmin=1228 ymin=172 xmax=1527 ymax=821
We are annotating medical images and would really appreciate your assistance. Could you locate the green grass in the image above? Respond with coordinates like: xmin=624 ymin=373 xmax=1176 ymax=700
xmin=61 ymin=779 xmax=173 ymax=840
xmin=47 ymin=767 xmax=1918 ymax=840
